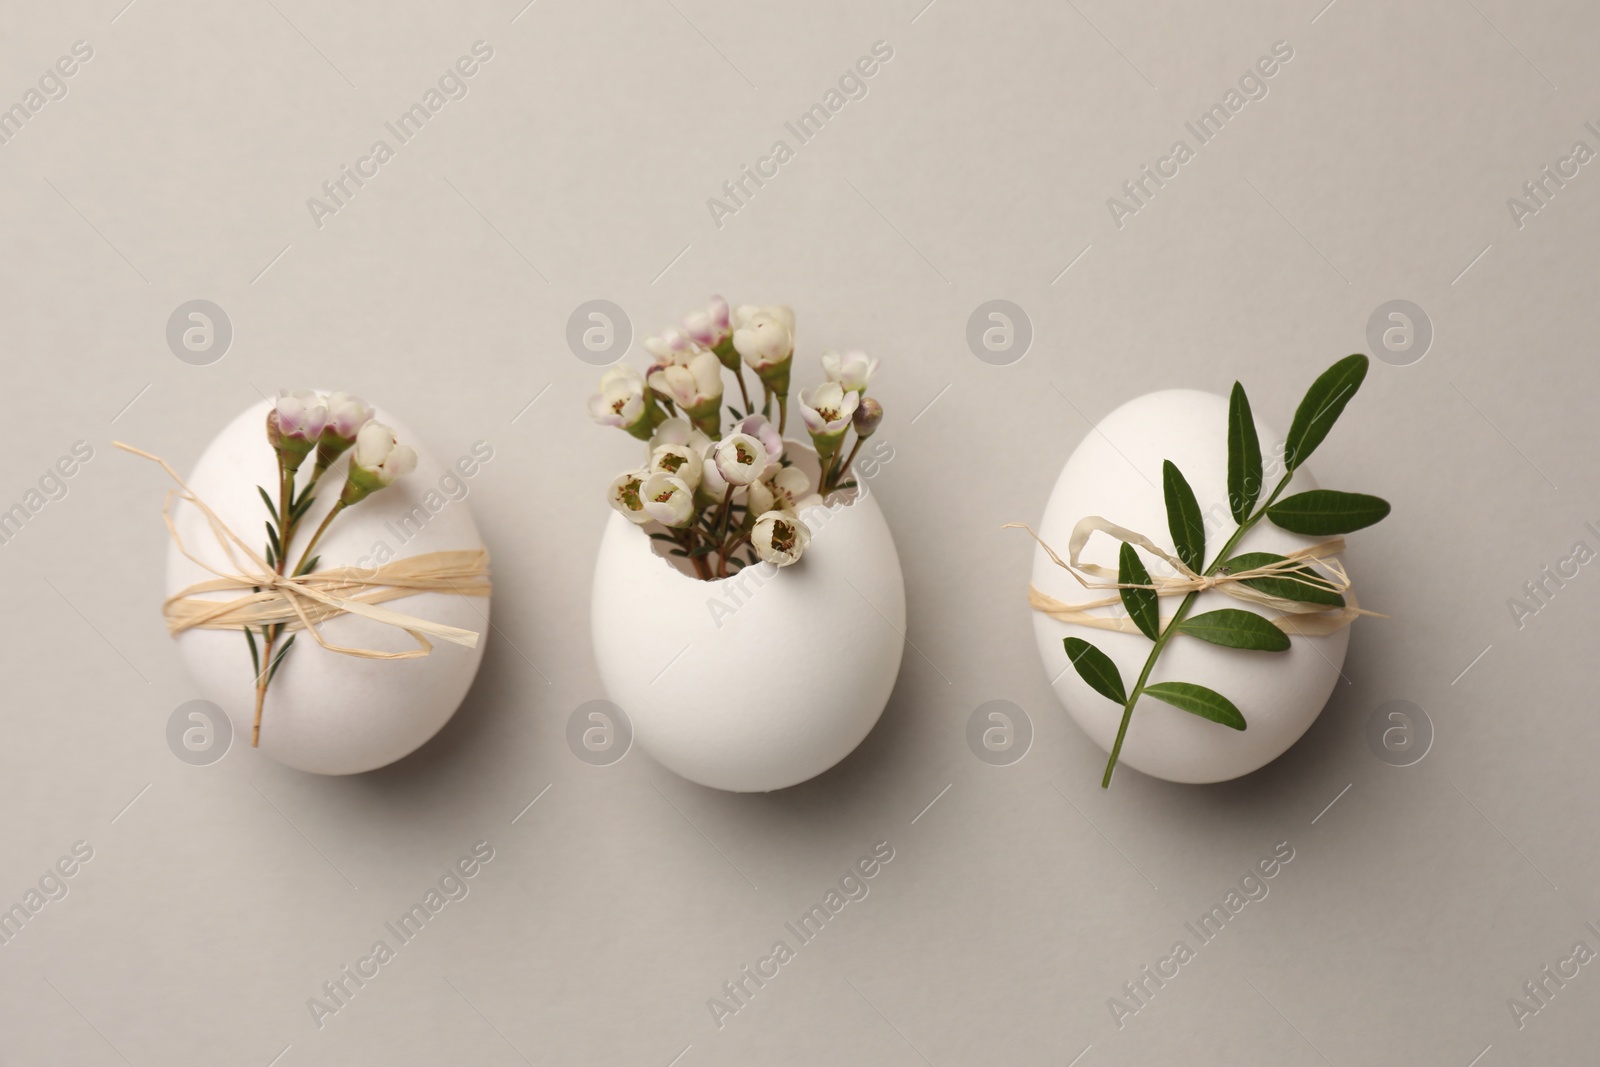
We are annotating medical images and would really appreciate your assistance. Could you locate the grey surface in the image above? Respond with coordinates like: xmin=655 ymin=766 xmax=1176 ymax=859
xmin=1 ymin=0 xmax=1596 ymax=1063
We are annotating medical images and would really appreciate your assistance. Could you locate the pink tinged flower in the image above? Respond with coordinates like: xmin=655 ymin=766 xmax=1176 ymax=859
xmin=751 ymin=510 xmax=810 ymax=567
xmin=713 ymin=433 xmax=769 ymax=487
xmin=644 ymin=329 xmax=696 ymax=366
xmin=608 ymin=470 xmax=651 ymax=525
xmin=649 ymin=350 xmax=724 ymax=411
xmin=588 ymin=365 xmax=647 ymax=430
xmin=322 ymin=391 xmax=374 ymax=441
xmin=641 ymin=472 xmax=695 ymax=528
xmin=737 ymin=414 xmax=784 ymax=464
xmin=650 ymin=442 xmax=703 ymax=491
xmin=821 ymin=350 xmax=878 ymax=392
xmin=685 ymin=295 xmax=735 ymax=347
xmin=798 ymin=382 xmax=860 ymax=437
xmin=274 ymin=389 xmax=329 ymax=443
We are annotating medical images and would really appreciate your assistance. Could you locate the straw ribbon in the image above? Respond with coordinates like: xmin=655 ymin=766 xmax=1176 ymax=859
xmin=116 ymin=442 xmax=488 ymax=659
xmin=1006 ymin=516 xmax=1376 ymax=637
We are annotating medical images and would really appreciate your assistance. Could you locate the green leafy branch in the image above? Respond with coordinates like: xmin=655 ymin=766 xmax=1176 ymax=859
xmin=1064 ymin=354 xmax=1391 ymax=788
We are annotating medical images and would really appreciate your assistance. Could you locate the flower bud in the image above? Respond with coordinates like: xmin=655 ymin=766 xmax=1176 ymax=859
xmin=852 ymin=396 xmax=883 ymax=438
xmin=340 ymin=421 xmax=417 ymax=505
xmin=271 ymin=390 xmax=328 ymax=471
xmin=821 ymin=350 xmax=878 ymax=392
xmin=316 ymin=391 xmax=374 ymax=469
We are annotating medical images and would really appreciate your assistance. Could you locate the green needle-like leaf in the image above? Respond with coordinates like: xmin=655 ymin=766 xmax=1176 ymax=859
xmin=266 ymin=634 xmax=296 ymax=684
xmin=1227 ymin=382 xmax=1262 ymax=524
xmin=244 ymin=627 xmax=260 ymax=676
xmin=1177 ymin=609 xmax=1291 ymax=651
xmin=1285 ymin=354 xmax=1368 ymax=471
xmin=257 ymin=485 xmax=277 ymax=518
xmin=1162 ymin=460 xmax=1205 ymax=573
xmin=1118 ymin=542 xmax=1160 ymax=641
xmin=1220 ymin=551 xmax=1345 ymax=607
xmin=1143 ymin=681 xmax=1247 ymax=730
xmin=1267 ymin=490 xmax=1391 ymax=535
xmin=1063 ymin=637 xmax=1127 ymax=704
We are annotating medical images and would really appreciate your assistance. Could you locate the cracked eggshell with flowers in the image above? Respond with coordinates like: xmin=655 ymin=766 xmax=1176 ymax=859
xmin=588 ymin=297 xmax=905 ymax=791
xmin=164 ymin=393 xmax=490 ymax=775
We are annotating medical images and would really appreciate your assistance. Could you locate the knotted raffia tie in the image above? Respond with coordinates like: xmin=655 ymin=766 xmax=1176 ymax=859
xmin=116 ymin=442 xmax=489 ymax=659
xmin=1005 ymin=516 xmax=1377 ymax=637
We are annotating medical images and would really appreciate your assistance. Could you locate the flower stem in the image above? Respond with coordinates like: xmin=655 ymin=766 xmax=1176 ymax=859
xmin=777 ymin=395 xmax=788 ymax=435
xmin=255 ymin=455 xmax=294 ymax=747
xmin=1100 ymin=470 xmax=1295 ymax=787
xmin=292 ymin=500 xmax=346 ymax=576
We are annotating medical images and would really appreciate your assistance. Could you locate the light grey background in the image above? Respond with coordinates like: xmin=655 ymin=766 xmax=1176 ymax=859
xmin=1 ymin=0 xmax=1596 ymax=1063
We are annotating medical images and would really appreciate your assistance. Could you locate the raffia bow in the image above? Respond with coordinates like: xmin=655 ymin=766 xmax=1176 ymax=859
xmin=1007 ymin=516 xmax=1376 ymax=637
xmin=116 ymin=442 xmax=489 ymax=658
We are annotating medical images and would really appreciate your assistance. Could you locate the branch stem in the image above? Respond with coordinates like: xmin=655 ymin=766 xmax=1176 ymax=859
xmin=1100 ymin=470 xmax=1294 ymax=787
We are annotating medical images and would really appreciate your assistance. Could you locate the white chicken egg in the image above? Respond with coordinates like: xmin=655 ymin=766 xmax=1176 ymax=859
xmin=164 ymin=400 xmax=490 ymax=775
xmin=1030 ymin=389 xmax=1350 ymax=784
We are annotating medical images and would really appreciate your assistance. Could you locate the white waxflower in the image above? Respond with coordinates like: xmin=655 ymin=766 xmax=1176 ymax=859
xmin=731 ymin=306 xmax=795 ymax=374
xmin=650 ymin=442 xmax=703 ymax=490
xmin=641 ymin=472 xmax=695 ymax=528
xmin=746 ymin=467 xmax=808 ymax=516
xmin=644 ymin=328 xmax=696 ymax=367
xmin=751 ymin=510 xmax=810 ymax=567
xmin=648 ymin=350 xmax=724 ymax=416
xmin=648 ymin=417 xmax=711 ymax=455
xmin=683 ymin=295 xmax=732 ymax=348
xmin=588 ymin=364 xmax=648 ymax=431
xmin=713 ymin=433 xmax=768 ymax=487
xmin=341 ymin=421 xmax=418 ymax=504
xmin=608 ymin=470 xmax=651 ymax=525
xmin=821 ymin=350 xmax=878 ymax=392
xmin=270 ymin=389 xmax=328 ymax=470
xmin=736 ymin=414 xmax=784 ymax=467
xmin=798 ymin=382 xmax=860 ymax=439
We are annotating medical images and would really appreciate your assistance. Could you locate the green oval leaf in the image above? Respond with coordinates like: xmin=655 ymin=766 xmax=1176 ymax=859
xmin=1267 ymin=490 xmax=1391 ymax=536
xmin=1220 ymin=551 xmax=1345 ymax=607
xmin=1227 ymin=382 xmax=1262 ymax=524
xmin=1162 ymin=460 xmax=1205 ymax=574
xmin=1118 ymin=541 xmax=1160 ymax=641
xmin=1143 ymin=681 xmax=1247 ymax=730
xmin=1285 ymin=354 xmax=1368 ymax=471
xmin=1063 ymin=637 xmax=1126 ymax=704
xmin=1177 ymin=609 xmax=1291 ymax=651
